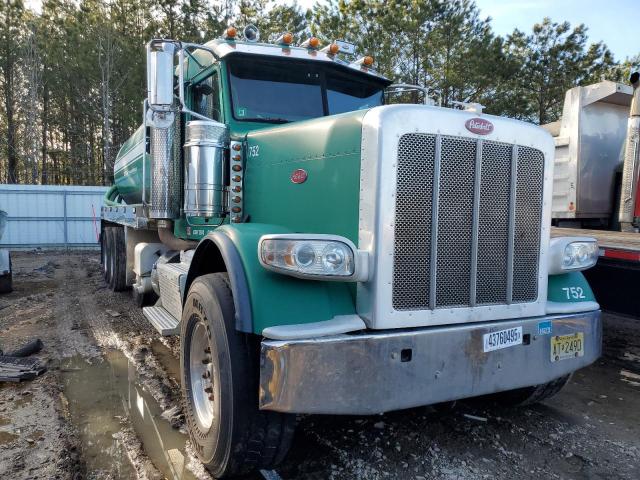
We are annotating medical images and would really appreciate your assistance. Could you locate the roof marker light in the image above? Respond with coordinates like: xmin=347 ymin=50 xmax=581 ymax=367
xmin=321 ymin=43 xmax=340 ymax=55
xmin=276 ymin=32 xmax=293 ymax=45
xmin=350 ymin=55 xmax=374 ymax=71
xmin=301 ymin=37 xmax=320 ymax=49
xmin=224 ymin=26 xmax=237 ymax=40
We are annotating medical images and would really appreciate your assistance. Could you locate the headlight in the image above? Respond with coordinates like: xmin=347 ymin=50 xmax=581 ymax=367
xmin=549 ymin=237 xmax=598 ymax=275
xmin=259 ymin=234 xmax=369 ymax=281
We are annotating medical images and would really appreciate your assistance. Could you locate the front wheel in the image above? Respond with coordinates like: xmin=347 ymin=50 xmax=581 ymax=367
xmin=180 ymin=273 xmax=295 ymax=478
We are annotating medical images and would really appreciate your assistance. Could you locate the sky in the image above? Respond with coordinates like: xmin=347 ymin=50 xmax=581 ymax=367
xmin=296 ymin=0 xmax=638 ymax=62
xmin=25 ymin=0 xmax=639 ymax=62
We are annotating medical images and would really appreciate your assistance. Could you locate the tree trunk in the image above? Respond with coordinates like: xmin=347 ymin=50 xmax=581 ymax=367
xmin=41 ymin=87 xmax=48 ymax=184
xmin=3 ymin=61 xmax=17 ymax=183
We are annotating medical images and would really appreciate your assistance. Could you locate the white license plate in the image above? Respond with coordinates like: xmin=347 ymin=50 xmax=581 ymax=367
xmin=483 ymin=326 xmax=523 ymax=352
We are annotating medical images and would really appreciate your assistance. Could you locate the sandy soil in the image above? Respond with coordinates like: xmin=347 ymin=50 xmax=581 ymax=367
xmin=0 ymin=251 xmax=639 ymax=479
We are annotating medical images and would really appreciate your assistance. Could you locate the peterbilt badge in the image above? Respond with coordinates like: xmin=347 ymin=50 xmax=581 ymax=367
xmin=465 ymin=118 xmax=494 ymax=135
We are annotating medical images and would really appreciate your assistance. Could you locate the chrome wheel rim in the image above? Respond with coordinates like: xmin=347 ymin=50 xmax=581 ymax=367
xmin=189 ymin=320 xmax=215 ymax=430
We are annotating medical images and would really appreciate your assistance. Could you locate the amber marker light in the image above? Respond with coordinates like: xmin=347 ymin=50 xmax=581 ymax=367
xmin=276 ymin=32 xmax=293 ymax=45
xmin=302 ymin=37 xmax=320 ymax=49
xmin=329 ymin=43 xmax=340 ymax=55
xmin=363 ymin=56 xmax=374 ymax=67
xmin=232 ymin=144 xmax=241 ymax=151
xmin=225 ymin=26 xmax=237 ymax=39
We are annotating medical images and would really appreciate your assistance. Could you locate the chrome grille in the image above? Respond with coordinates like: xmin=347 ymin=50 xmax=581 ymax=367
xmin=435 ymin=137 xmax=475 ymax=307
xmin=513 ymin=146 xmax=544 ymax=302
xmin=393 ymin=135 xmax=435 ymax=309
xmin=392 ymin=134 xmax=544 ymax=311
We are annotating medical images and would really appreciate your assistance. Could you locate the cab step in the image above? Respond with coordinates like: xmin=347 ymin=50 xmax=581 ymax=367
xmin=143 ymin=306 xmax=179 ymax=336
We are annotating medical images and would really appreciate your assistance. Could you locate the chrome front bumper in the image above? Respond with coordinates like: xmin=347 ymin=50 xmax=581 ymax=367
xmin=259 ymin=310 xmax=602 ymax=414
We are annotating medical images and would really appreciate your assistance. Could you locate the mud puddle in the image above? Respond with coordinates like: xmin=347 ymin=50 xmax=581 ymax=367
xmin=61 ymin=350 xmax=198 ymax=479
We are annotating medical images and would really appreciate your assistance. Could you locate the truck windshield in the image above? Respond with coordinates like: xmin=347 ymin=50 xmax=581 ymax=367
xmin=228 ymin=57 xmax=386 ymax=123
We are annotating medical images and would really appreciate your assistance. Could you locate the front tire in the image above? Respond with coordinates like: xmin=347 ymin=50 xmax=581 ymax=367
xmin=180 ymin=273 xmax=295 ymax=478
xmin=487 ymin=374 xmax=571 ymax=406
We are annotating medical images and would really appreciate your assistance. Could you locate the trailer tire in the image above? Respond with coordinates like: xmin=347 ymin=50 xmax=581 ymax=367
xmin=0 ymin=257 xmax=12 ymax=294
xmin=103 ymin=227 xmax=113 ymax=285
xmin=100 ymin=227 xmax=108 ymax=279
xmin=488 ymin=374 xmax=571 ymax=406
xmin=180 ymin=273 xmax=295 ymax=478
xmin=108 ymin=226 xmax=127 ymax=292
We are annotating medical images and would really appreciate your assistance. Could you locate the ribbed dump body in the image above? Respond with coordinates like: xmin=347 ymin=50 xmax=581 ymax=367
xmin=392 ymin=134 xmax=544 ymax=311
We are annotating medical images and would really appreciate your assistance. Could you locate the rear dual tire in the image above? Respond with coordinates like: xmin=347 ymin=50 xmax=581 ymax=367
xmin=180 ymin=273 xmax=295 ymax=478
xmin=101 ymin=225 xmax=127 ymax=292
xmin=0 ymin=257 xmax=12 ymax=294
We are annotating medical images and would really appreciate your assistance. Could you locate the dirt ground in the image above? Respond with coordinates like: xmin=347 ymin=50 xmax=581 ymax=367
xmin=0 ymin=251 xmax=639 ymax=480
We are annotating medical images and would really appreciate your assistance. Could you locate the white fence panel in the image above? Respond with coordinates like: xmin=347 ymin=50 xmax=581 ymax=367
xmin=0 ymin=185 xmax=107 ymax=248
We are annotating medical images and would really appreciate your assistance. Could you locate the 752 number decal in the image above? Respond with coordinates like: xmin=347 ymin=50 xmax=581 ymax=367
xmin=562 ymin=286 xmax=585 ymax=300
xmin=248 ymin=145 xmax=259 ymax=158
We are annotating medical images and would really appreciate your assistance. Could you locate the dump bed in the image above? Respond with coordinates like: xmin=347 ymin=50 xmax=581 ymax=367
xmin=543 ymin=81 xmax=633 ymax=222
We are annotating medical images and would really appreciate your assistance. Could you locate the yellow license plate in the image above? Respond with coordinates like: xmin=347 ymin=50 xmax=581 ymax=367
xmin=550 ymin=333 xmax=584 ymax=362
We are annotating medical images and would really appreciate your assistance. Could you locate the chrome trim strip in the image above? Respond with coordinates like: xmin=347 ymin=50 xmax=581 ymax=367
xmin=203 ymin=40 xmax=389 ymax=81
xmin=429 ymin=135 xmax=442 ymax=309
xmin=262 ymin=315 xmax=367 ymax=340
xmin=506 ymin=144 xmax=518 ymax=304
xmin=546 ymin=300 xmax=600 ymax=314
xmin=470 ymin=140 xmax=483 ymax=306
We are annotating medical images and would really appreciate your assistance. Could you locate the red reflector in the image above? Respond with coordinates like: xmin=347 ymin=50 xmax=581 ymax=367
xmin=601 ymin=248 xmax=640 ymax=262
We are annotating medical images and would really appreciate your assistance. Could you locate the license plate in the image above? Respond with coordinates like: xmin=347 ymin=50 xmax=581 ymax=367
xmin=483 ymin=326 xmax=523 ymax=352
xmin=550 ymin=333 xmax=584 ymax=362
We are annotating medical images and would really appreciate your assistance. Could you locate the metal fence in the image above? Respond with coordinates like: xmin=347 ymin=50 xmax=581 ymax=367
xmin=0 ymin=184 xmax=107 ymax=249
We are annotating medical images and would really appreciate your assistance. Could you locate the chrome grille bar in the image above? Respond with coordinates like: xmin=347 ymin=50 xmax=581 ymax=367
xmin=469 ymin=140 xmax=483 ymax=306
xmin=429 ymin=135 xmax=442 ymax=310
xmin=506 ymin=145 xmax=518 ymax=304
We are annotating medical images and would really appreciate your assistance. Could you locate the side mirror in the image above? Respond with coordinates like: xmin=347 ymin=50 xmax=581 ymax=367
xmin=147 ymin=41 xmax=176 ymax=110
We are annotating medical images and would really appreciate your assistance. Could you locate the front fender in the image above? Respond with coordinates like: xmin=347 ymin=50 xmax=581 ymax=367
xmin=186 ymin=223 xmax=357 ymax=335
xmin=546 ymin=271 xmax=599 ymax=314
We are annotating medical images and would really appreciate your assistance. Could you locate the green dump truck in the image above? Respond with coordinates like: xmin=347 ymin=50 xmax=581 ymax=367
xmin=101 ymin=25 xmax=603 ymax=477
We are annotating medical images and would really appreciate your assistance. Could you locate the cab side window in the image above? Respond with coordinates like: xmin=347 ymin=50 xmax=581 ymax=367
xmin=193 ymin=71 xmax=221 ymax=121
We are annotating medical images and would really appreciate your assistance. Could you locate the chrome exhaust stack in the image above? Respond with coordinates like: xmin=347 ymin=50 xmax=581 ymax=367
xmin=146 ymin=40 xmax=182 ymax=220
xmin=148 ymin=108 xmax=182 ymax=219
xmin=618 ymin=72 xmax=640 ymax=231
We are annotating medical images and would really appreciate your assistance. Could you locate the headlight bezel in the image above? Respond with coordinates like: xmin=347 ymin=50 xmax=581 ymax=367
xmin=548 ymin=237 xmax=599 ymax=275
xmin=258 ymin=234 xmax=369 ymax=282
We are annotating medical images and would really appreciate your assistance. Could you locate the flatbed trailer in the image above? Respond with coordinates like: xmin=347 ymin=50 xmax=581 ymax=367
xmin=552 ymin=227 xmax=640 ymax=316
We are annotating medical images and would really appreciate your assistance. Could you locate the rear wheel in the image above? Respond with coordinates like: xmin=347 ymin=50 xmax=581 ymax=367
xmin=103 ymin=227 xmax=113 ymax=285
xmin=181 ymin=273 xmax=295 ymax=478
xmin=108 ymin=226 xmax=127 ymax=292
xmin=487 ymin=375 xmax=571 ymax=406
